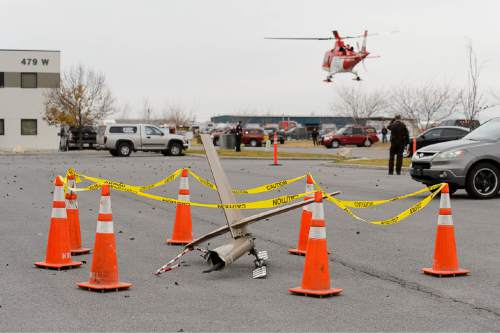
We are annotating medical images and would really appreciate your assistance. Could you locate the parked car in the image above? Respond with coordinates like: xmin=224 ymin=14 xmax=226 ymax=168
xmin=322 ymin=125 xmax=379 ymax=148
xmin=97 ymin=124 xmax=189 ymax=157
xmin=242 ymin=128 xmax=265 ymax=147
xmin=212 ymin=128 xmax=268 ymax=147
xmin=408 ymin=126 xmax=470 ymax=156
xmin=410 ymin=117 xmax=500 ymax=199
xmin=59 ymin=125 xmax=97 ymax=150
xmin=319 ymin=130 xmax=334 ymax=145
xmin=440 ymin=119 xmax=480 ymax=130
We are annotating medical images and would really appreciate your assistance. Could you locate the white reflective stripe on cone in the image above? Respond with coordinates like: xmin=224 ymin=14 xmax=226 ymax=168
xmin=306 ymin=183 xmax=314 ymax=192
xmin=438 ymin=214 xmax=454 ymax=226
xmin=66 ymin=200 xmax=78 ymax=209
xmin=96 ymin=221 xmax=114 ymax=234
xmin=180 ymin=177 xmax=189 ymax=190
xmin=303 ymin=204 xmax=310 ymax=212
xmin=52 ymin=207 xmax=67 ymax=219
xmin=309 ymin=226 xmax=326 ymax=239
xmin=178 ymin=194 xmax=190 ymax=202
xmin=311 ymin=202 xmax=325 ymax=220
xmin=53 ymin=186 xmax=65 ymax=201
xmin=99 ymin=196 xmax=112 ymax=214
xmin=440 ymin=193 xmax=451 ymax=209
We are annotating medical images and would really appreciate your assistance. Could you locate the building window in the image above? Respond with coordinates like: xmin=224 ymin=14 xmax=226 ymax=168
xmin=0 ymin=72 xmax=4 ymax=88
xmin=0 ymin=119 xmax=4 ymax=135
xmin=21 ymin=73 xmax=37 ymax=88
xmin=21 ymin=119 xmax=37 ymax=135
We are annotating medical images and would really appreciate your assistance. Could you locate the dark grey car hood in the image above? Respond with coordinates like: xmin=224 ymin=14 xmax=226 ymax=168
xmin=418 ymin=139 xmax=494 ymax=152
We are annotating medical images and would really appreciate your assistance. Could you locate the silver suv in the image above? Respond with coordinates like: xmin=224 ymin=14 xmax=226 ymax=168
xmin=410 ymin=117 xmax=500 ymax=199
xmin=97 ymin=124 xmax=189 ymax=157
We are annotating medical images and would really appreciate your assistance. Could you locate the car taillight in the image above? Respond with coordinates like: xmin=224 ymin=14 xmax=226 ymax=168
xmin=104 ymin=136 xmax=107 ymax=144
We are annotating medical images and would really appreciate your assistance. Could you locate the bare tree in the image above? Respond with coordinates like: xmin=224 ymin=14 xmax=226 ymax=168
xmin=142 ymin=97 xmax=154 ymax=121
xmin=332 ymin=87 xmax=387 ymax=123
xmin=44 ymin=65 xmax=115 ymax=148
xmin=160 ymin=103 xmax=196 ymax=127
xmin=460 ymin=42 xmax=491 ymax=121
xmin=391 ymin=83 xmax=459 ymax=131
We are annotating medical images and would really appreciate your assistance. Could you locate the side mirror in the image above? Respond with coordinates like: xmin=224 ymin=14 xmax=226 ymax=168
xmin=161 ymin=132 xmax=165 ymax=136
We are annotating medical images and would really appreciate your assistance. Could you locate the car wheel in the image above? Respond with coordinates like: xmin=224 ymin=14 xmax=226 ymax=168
xmin=168 ymin=142 xmax=183 ymax=156
xmin=465 ymin=162 xmax=500 ymax=199
xmin=363 ymin=139 xmax=372 ymax=147
xmin=109 ymin=149 xmax=119 ymax=157
xmin=249 ymin=139 xmax=258 ymax=147
xmin=117 ymin=142 xmax=132 ymax=157
xmin=331 ymin=140 xmax=340 ymax=148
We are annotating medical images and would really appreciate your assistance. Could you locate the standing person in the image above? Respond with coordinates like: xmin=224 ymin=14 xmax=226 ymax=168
xmin=381 ymin=125 xmax=388 ymax=143
xmin=311 ymin=128 xmax=319 ymax=146
xmin=235 ymin=121 xmax=243 ymax=152
xmin=387 ymin=115 xmax=409 ymax=175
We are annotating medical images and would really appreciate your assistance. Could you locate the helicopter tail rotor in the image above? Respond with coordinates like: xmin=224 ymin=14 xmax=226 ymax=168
xmin=361 ymin=30 xmax=368 ymax=53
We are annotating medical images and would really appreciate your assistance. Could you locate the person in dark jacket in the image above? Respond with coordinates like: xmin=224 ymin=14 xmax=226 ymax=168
xmin=387 ymin=115 xmax=409 ymax=175
xmin=311 ymin=128 xmax=319 ymax=146
xmin=235 ymin=121 xmax=243 ymax=152
xmin=381 ymin=126 xmax=388 ymax=143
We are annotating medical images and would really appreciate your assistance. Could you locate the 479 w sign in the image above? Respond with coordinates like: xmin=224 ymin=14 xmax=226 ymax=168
xmin=20 ymin=58 xmax=50 ymax=66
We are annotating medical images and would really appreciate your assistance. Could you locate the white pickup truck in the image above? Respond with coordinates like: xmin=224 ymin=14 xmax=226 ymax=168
xmin=97 ymin=124 xmax=189 ymax=157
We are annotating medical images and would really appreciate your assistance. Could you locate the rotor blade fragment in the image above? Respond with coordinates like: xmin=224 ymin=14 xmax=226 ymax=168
xmin=184 ymin=191 xmax=340 ymax=249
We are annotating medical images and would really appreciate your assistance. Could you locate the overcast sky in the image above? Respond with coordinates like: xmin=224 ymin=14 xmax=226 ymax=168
xmin=3 ymin=0 xmax=500 ymax=122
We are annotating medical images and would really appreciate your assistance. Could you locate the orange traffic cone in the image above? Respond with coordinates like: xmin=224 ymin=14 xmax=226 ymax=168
xmin=78 ymin=184 xmax=131 ymax=291
xmin=35 ymin=176 xmax=82 ymax=270
xmin=289 ymin=191 xmax=342 ymax=297
xmin=66 ymin=174 xmax=91 ymax=255
xmin=288 ymin=174 xmax=314 ymax=256
xmin=422 ymin=183 xmax=469 ymax=277
xmin=166 ymin=169 xmax=193 ymax=245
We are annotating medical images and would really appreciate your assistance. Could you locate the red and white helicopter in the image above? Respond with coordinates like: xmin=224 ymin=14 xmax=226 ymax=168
xmin=266 ymin=30 xmax=379 ymax=83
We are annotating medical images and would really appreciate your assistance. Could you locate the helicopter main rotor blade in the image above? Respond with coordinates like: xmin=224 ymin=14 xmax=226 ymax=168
xmin=343 ymin=33 xmax=379 ymax=39
xmin=184 ymin=191 xmax=340 ymax=249
xmin=264 ymin=37 xmax=333 ymax=40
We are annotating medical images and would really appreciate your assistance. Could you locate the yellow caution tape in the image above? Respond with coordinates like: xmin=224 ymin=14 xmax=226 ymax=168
xmin=187 ymin=169 xmax=306 ymax=194
xmin=63 ymin=166 xmax=445 ymax=220
xmin=186 ymin=169 xmax=217 ymax=190
xmin=333 ymin=184 xmax=443 ymax=208
xmin=134 ymin=190 xmax=314 ymax=209
xmin=319 ymin=183 xmax=445 ymax=225
xmin=63 ymin=169 xmax=182 ymax=193
xmin=61 ymin=169 xmax=314 ymax=209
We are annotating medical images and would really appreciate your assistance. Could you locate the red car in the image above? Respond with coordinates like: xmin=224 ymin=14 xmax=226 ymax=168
xmin=322 ymin=125 xmax=379 ymax=148
xmin=212 ymin=128 xmax=265 ymax=147
xmin=242 ymin=128 xmax=265 ymax=147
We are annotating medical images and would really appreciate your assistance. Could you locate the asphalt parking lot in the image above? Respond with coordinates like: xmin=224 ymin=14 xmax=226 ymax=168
xmin=1 ymin=151 xmax=499 ymax=331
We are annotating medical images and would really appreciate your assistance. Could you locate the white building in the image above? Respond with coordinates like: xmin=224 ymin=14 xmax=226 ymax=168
xmin=0 ymin=49 xmax=60 ymax=150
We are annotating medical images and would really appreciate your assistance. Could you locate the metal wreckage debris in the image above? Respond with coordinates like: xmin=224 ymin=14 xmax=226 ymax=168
xmin=155 ymin=134 xmax=339 ymax=279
